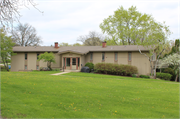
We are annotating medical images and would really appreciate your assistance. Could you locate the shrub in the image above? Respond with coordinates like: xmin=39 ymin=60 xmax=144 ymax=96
xmin=156 ymin=73 xmax=172 ymax=80
xmin=139 ymin=75 xmax=150 ymax=78
xmin=85 ymin=62 xmax=94 ymax=71
xmin=132 ymin=74 xmax=137 ymax=78
xmin=94 ymin=63 xmax=138 ymax=76
xmin=162 ymin=68 xmax=175 ymax=81
xmin=40 ymin=67 xmax=50 ymax=71
xmin=52 ymin=68 xmax=60 ymax=71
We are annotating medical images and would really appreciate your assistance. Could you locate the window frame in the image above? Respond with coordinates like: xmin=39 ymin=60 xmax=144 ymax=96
xmin=66 ymin=58 xmax=70 ymax=66
xmin=90 ymin=53 xmax=93 ymax=61
xmin=102 ymin=52 xmax=105 ymax=61
xmin=128 ymin=52 xmax=132 ymax=61
xmin=114 ymin=52 xmax=118 ymax=61
xmin=25 ymin=65 xmax=27 ymax=70
xmin=36 ymin=65 xmax=39 ymax=70
xmin=37 ymin=53 xmax=40 ymax=60
xmin=25 ymin=53 xmax=27 ymax=60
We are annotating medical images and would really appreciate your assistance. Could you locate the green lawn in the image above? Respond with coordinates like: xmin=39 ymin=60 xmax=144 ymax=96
xmin=1 ymin=71 xmax=179 ymax=118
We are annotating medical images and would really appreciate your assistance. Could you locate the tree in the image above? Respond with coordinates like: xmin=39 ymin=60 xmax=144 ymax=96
xmin=77 ymin=31 xmax=104 ymax=46
xmin=59 ymin=42 xmax=71 ymax=46
xmin=0 ymin=28 xmax=16 ymax=71
xmin=99 ymin=6 xmax=170 ymax=46
xmin=11 ymin=23 xmax=42 ymax=46
xmin=37 ymin=52 xmax=55 ymax=70
xmin=159 ymin=53 xmax=180 ymax=82
xmin=73 ymin=43 xmax=82 ymax=46
xmin=100 ymin=6 xmax=171 ymax=78
xmin=0 ymin=0 xmax=42 ymax=28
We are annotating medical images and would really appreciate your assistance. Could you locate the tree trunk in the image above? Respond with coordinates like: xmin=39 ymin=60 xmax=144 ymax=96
xmin=175 ymin=74 xmax=178 ymax=82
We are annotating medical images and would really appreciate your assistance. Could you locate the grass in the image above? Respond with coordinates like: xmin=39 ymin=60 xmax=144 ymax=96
xmin=1 ymin=71 xmax=179 ymax=118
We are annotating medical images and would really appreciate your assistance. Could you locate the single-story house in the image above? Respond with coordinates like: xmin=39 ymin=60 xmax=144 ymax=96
xmin=11 ymin=42 xmax=152 ymax=75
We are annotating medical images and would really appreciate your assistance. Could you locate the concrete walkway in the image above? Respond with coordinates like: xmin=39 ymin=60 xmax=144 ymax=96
xmin=51 ymin=72 xmax=69 ymax=75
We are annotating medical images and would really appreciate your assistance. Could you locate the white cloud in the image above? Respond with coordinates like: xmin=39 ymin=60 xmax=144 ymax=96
xmin=18 ymin=0 xmax=179 ymax=46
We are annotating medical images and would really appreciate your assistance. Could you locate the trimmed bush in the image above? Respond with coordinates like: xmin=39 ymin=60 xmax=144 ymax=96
xmin=162 ymin=68 xmax=175 ymax=81
xmin=139 ymin=75 xmax=150 ymax=79
xmin=94 ymin=63 xmax=138 ymax=76
xmin=156 ymin=72 xmax=172 ymax=80
xmin=85 ymin=62 xmax=94 ymax=71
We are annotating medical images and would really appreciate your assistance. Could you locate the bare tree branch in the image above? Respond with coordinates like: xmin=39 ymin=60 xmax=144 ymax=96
xmin=11 ymin=23 xmax=42 ymax=46
xmin=77 ymin=31 xmax=104 ymax=46
xmin=0 ymin=0 xmax=43 ymax=28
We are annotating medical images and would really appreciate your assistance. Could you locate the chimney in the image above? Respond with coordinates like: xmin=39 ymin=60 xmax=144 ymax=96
xmin=54 ymin=42 xmax=59 ymax=48
xmin=102 ymin=41 xmax=107 ymax=48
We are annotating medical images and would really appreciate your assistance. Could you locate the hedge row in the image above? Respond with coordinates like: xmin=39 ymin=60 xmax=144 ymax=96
xmin=156 ymin=72 xmax=172 ymax=80
xmin=94 ymin=63 xmax=138 ymax=76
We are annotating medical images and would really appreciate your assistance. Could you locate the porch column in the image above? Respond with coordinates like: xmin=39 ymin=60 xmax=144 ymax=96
xmin=76 ymin=57 xmax=78 ymax=70
xmin=70 ymin=58 xmax=72 ymax=70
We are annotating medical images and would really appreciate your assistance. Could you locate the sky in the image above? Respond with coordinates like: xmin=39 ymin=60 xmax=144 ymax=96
xmin=18 ymin=0 xmax=179 ymax=46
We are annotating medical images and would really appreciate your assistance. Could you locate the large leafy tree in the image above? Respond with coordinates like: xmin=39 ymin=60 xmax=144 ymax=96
xmin=37 ymin=52 xmax=55 ymax=70
xmin=100 ymin=6 xmax=171 ymax=78
xmin=100 ymin=6 xmax=170 ymax=46
xmin=0 ymin=28 xmax=16 ymax=71
xmin=159 ymin=53 xmax=180 ymax=82
xmin=11 ymin=23 xmax=42 ymax=46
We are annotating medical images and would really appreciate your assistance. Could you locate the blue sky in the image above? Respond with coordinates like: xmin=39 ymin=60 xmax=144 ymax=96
xmin=19 ymin=0 xmax=179 ymax=46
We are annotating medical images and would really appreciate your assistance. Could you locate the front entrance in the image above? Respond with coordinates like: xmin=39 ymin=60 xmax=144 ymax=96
xmin=63 ymin=57 xmax=80 ymax=70
xmin=72 ymin=58 xmax=76 ymax=70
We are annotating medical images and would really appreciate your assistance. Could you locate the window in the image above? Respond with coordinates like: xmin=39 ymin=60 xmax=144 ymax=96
xmin=90 ymin=53 xmax=93 ymax=60
xmin=25 ymin=65 xmax=27 ymax=70
xmin=72 ymin=58 xmax=76 ymax=65
xmin=36 ymin=65 xmax=39 ymax=70
xmin=115 ymin=53 xmax=118 ymax=61
xmin=102 ymin=53 xmax=105 ymax=61
xmin=25 ymin=53 xmax=27 ymax=60
xmin=37 ymin=53 xmax=39 ymax=60
xmin=78 ymin=58 xmax=80 ymax=66
xmin=128 ymin=53 xmax=131 ymax=61
xmin=66 ymin=58 xmax=70 ymax=66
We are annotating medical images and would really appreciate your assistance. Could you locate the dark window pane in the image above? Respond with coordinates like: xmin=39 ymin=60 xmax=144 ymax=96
xmin=72 ymin=58 xmax=76 ymax=65
xmin=66 ymin=58 xmax=70 ymax=66
xmin=37 ymin=54 xmax=39 ymax=60
xmin=25 ymin=53 xmax=27 ymax=60
xmin=78 ymin=58 xmax=80 ymax=66
xmin=102 ymin=53 xmax=105 ymax=60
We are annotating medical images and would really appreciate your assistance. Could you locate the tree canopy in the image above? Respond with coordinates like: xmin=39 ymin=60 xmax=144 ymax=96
xmin=11 ymin=23 xmax=42 ymax=46
xmin=0 ymin=28 xmax=16 ymax=71
xmin=37 ymin=52 xmax=55 ymax=70
xmin=100 ymin=6 xmax=171 ymax=46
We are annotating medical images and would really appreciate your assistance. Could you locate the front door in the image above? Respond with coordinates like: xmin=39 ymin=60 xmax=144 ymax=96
xmin=72 ymin=58 xmax=76 ymax=70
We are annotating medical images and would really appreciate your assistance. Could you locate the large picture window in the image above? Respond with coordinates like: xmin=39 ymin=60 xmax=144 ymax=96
xmin=66 ymin=58 xmax=70 ymax=66
xmin=102 ymin=53 xmax=105 ymax=61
